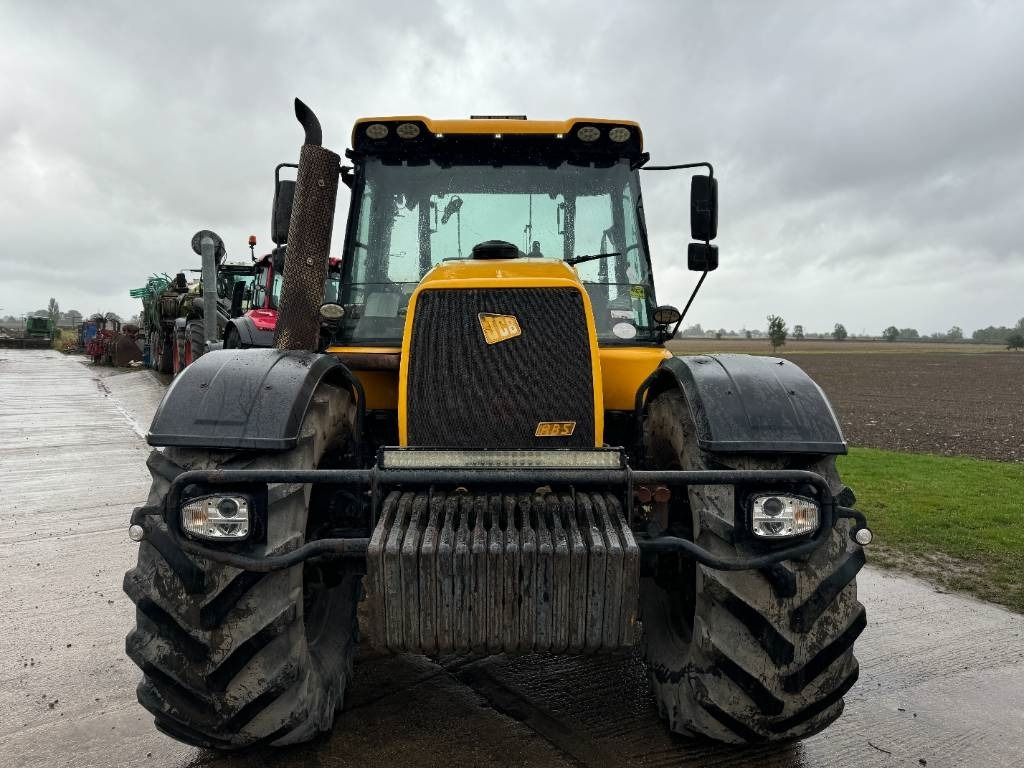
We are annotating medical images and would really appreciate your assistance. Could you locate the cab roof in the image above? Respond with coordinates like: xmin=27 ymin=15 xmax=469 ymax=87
xmin=349 ymin=116 xmax=645 ymax=165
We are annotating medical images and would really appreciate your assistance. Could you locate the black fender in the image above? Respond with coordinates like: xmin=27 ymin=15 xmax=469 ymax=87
xmin=225 ymin=316 xmax=276 ymax=348
xmin=147 ymin=348 xmax=363 ymax=451
xmin=643 ymin=354 xmax=846 ymax=455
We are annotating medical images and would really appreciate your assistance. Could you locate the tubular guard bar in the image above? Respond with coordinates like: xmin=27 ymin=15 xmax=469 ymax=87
xmin=129 ymin=466 xmax=864 ymax=574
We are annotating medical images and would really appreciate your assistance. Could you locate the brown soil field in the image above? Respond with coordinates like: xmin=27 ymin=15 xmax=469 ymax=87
xmin=666 ymin=340 xmax=1024 ymax=462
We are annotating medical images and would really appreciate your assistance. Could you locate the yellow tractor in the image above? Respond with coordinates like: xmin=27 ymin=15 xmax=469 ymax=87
xmin=125 ymin=101 xmax=870 ymax=749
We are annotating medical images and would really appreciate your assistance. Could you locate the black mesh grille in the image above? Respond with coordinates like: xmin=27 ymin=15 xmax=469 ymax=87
xmin=406 ymin=288 xmax=595 ymax=448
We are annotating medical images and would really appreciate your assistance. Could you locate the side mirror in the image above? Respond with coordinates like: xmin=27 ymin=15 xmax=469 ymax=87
xmin=230 ymin=281 xmax=246 ymax=318
xmin=688 ymin=243 xmax=719 ymax=272
xmin=271 ymin=179 xmax=296 ymax=245
xmin=690 ymin=175 xmax=718 ymax=241
xmin=652 ymin=305 xmax=681 ymax=326
xmin=272 ymin=245 xmax=287 ymax=274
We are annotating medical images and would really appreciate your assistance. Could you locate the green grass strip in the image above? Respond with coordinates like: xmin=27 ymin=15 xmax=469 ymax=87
xmin=838 ymin=447 xmax=1024 ymax=613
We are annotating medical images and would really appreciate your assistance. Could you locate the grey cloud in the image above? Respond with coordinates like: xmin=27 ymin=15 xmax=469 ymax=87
xmin=0 ymin=0 xmax=1021 ymax=333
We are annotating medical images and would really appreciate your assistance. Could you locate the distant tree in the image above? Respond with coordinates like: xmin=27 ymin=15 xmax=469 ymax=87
xmin=1007 ymin=333 xmax=1024 ymax=351
xmin=681 ymin=323 xmax=704 ymax=337
xmin=767 ymin=314 xmax=787 ymax=352
xmin=793 ymin=324 xmax=804 ymax=340
xmin=832 ymin=323 xmax=848 ymax=341
xmin=898 ymin=328 xmax=919 ymax=340
xmin=883 ymin=326 xmax=899 ymax=342
xmin=947 ymin=326 xmax=963 ymax=341
xmin=744 ymin=330 xmax=753 ymax=339
xmin=715 ymin=330 xmax=723 ymax=339
xmin=973 ymin=325 xmax=1014 ymax=343
xmin=47 ymin=298 xmax=60 ymax=325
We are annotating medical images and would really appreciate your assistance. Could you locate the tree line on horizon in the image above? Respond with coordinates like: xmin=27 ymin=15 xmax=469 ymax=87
xmin=0 ymin=297 xmax=123 ymax=327
xmin=681 ymin=317 xmax=1024 ymax=352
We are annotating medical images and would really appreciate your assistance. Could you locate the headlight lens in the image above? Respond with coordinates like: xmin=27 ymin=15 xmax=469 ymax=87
xmin=750 ymin=494 xmax=819 ymax=538
xmin=181 ymin=495 xmax=251 ymax=541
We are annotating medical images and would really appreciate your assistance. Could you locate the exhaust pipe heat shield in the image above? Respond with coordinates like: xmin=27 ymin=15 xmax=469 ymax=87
xmin=274 ymin=98 xmax=340 ymax=351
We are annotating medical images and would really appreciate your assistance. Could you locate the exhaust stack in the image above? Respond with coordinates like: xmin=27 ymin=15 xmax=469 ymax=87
xmin=274 ymin=98 xmax=340 ymax=351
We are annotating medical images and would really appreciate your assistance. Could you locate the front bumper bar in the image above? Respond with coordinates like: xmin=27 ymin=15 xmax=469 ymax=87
xmin=131 ymin=466 xmax=868 ymax=573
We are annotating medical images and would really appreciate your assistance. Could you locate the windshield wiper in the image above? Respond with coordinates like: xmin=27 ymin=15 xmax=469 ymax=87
xmin=566 ymin=252 xmax=621 ymax=266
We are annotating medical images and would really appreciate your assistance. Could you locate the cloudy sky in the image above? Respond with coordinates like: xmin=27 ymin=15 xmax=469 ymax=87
xmin=1 ymin=0 xmax=1022 ymax=335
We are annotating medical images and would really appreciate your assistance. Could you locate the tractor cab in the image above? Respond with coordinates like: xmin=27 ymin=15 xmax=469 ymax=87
xmin=331 ymin=117 xmax=659 ymax=347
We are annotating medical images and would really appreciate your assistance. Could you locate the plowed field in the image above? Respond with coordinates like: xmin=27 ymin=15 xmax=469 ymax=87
xmin=788 ymin=352 xmax=1024 ymax=462
xmin=668 ymin=341 xmax=1023 ymax=462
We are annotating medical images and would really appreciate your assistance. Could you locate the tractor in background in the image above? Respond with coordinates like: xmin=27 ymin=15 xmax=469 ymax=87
xmin=134 ymin=274 xmax=190 ymax=373
xmin=222 ymin=246 xmax=342 ymax=349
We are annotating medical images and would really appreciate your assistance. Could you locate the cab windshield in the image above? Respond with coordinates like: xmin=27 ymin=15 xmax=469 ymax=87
xmin=334 ymin=157 xmax=657 ymax=345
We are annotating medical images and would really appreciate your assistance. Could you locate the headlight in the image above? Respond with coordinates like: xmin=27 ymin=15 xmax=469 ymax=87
xmin=750 ymin=494 xmax=819 ymax=538
xmin=181 ymin=495 xmax=251 ymax=541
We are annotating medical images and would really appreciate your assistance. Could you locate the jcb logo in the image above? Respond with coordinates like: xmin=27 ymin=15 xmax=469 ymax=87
xmin=478 ymin=313 xmax=522 ymax=345
xmin=535 ymin=421 xmax=576 ymax=437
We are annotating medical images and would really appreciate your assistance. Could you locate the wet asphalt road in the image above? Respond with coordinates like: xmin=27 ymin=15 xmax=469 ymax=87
xmin=1 ymin=349 xmax=1022 ymax=768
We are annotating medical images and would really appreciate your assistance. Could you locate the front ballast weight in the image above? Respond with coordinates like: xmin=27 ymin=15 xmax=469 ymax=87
xmin=130 ymin=453 xmax=871 ymax=652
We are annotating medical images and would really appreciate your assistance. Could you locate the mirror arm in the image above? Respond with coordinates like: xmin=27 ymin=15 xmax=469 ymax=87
xmin=668 ymin=270 xmax=709 ymax=339
xmin=640 ymin=161 xmax=714 ymax=179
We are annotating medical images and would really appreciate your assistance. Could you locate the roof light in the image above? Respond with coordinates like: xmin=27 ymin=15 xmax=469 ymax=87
xmin=396 ymin=122 xmax=421 ymax=139
xmin=576 ymin=126 xmax=601 ymax=142
xmin=365 ymin=123 xmax=389 ymax=140
xmin=608 ymin=126 xmax=631 ymax=143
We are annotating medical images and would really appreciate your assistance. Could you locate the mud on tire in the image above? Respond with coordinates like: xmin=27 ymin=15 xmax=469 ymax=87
xmin=640 ymin=389 xmax=865 ymax=743
xmin=123 ymin=383 xmax=359 ymax=749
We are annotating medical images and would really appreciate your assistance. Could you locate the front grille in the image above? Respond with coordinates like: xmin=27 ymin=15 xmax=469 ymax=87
xmin=406 ymin=287 xmax=595 ymax=447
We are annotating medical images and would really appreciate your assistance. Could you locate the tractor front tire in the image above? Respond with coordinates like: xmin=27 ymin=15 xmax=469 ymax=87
xmin=186 ymin=319 xmax=205 ymax=365
xmin=123 ymin=382 xmax=359 ymax=749
xmin=171 ymin=327 xmax=185 ymax=375
xmin=640 ymin=389 xmax=865 ymax=743
xmin=224 ymin=326 xmax=245 ymax=350
xmin=151 ymin=331 xmax=173 ymax=374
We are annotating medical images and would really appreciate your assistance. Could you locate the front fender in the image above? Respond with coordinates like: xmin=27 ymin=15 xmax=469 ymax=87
xmin=228 ymin=315 xmax=276 ymax=348
xmin=147 ymin=348 xmax=353 ymax=450
xmin=648 ymin=354 xmax=846 ymax=455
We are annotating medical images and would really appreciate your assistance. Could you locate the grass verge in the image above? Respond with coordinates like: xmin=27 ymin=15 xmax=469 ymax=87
xmin=838 ymin=447 xmax=1024 ymax=613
